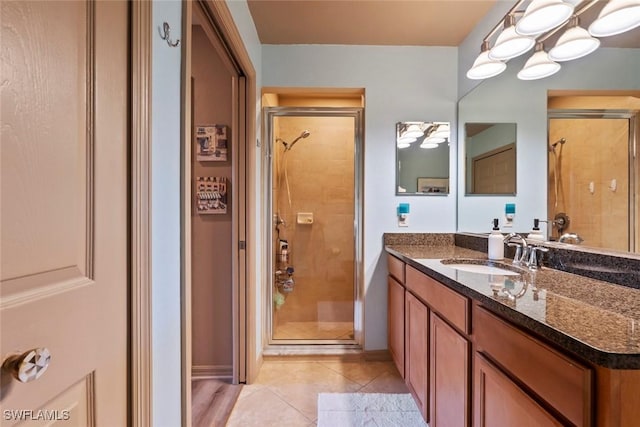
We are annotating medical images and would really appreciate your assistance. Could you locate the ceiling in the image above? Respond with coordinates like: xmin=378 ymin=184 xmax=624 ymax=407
xmin=247 ymin=0 xmax=498 ymax=46
xmin=247 ymin=0 xmax=640 ymax=48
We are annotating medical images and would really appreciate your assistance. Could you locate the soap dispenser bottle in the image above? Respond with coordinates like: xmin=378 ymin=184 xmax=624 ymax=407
xmin=488 ymin=218 xmax=504 ymax=260
xmin=528 ymin=218 xmax=545 ymax=241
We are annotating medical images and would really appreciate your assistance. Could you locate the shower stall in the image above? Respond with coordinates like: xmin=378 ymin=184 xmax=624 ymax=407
xmin=264 ymin=107 xmax=364 ymax=347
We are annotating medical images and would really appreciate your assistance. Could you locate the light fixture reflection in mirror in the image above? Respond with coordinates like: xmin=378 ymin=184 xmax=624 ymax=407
xmin=465 ymin=123 xmax=517 ymax=195
xmin=396 ymin=121 xmax=450 ymax=195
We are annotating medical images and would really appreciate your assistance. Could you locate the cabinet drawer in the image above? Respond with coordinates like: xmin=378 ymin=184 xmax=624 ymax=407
xmin=387 ymin=254 xmax=405 ymax=283
xmin=406 ymin=265 xmax=469 ymax=334
xmin=474 ymin=305 xmax=592 ymax=427
xmin=474 ymin=353 xmax=563 ymax=427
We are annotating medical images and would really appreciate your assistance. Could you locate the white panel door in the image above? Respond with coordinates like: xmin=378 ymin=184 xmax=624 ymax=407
xmin=1 ymin=1 xmax=128 ymax=425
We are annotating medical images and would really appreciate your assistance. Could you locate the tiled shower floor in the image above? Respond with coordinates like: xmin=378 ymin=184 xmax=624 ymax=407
xmin=273 ymin=321 xmax=354 ymax=340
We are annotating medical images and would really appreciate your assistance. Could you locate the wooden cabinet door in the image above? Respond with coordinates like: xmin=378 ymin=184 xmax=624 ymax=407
xmin=474 ymin=354 xmax=564 ymax=427
xmin=430 ymin=313 xmax=470 ymax=427
xmin=388 ymin=276 xmax=405 ymax=377
xmin=405 ymin=292 xmax=429 ymax=421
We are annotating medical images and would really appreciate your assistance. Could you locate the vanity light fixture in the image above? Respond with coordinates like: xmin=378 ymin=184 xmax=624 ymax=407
xmin=549 ymin=16 xmax=600 ymax=61
xmin=515 ymin=0 xmax=575 ymax=35
xmin=489 ymin=15 xmax=536 ymax=60
xmin=397 ymin=135 xmax=417 ymax=144
xmin=402 ymin=124 xmax=425 ymax=138
xmin=420 ymin=142 xmax=439 ymax=149
xmin=588 ymin=0 xmax=640 ymax=37
xmin=517 ymin=42 xmax=561 ymax=80
xmin=466 ymin=41 xmax=507 ymax=80
xmin=467 ymin=0 xmax=640 ymax=81
xmin=431 ymin=123 xmax=451 ymax=139
xmin=397 ymin=142 xmax=412 ymax=149
xmin=424 ymin=136 xmax=447 ymax=144
xmin=396 ymin=122 xmax=426 ymax=145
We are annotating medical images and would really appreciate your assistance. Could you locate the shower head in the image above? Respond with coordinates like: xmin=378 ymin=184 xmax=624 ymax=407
xmin=549 ymin=138 xmax=566 ymax=152
xmin=284 ymin=130 xmax=311 ymax=151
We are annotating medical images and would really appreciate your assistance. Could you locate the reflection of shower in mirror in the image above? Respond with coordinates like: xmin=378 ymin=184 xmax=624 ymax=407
xmin=549 ymin=137 xmax=567 ymax=209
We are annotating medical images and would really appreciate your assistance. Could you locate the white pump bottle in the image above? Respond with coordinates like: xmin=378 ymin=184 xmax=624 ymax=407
xmin=488 ymin=218 xmax=504 ymax=260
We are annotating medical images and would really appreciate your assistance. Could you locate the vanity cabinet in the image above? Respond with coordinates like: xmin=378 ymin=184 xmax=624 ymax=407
xmin=405 ymin=291 xmax=429 ymax=420
xmin=473 ymin=305 xmax=592 ymax=427
xmin=387 ymin=246 xmax=640 ymax=427
xmin=387 ymin=253 xmax=596 ymax=427
xmin=474 ymin=354 xmax=563 ymax=427
xmin=387 ymin=255 xmax=470 ymax=426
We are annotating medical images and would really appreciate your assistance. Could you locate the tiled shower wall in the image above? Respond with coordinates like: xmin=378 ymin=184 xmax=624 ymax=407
xmin=272 ymin=111 xmax=356 ymax=332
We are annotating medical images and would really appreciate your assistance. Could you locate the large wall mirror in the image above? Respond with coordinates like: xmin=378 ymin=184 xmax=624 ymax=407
xmin=396 ymin=121 xmax=450 ymax=195
xmin=548 ymin=99 xmax=640 ymax=252
xmin=457 ymin=47 xmax=640 ymax=253
xmin=465 ymin=123 xmax=517 ymax=195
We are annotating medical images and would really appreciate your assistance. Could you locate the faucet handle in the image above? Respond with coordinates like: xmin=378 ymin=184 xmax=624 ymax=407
xmin=528 ymin=245 xmax=549 ymax=269
xmin=506 ymin=242 xmax=523 ymax=265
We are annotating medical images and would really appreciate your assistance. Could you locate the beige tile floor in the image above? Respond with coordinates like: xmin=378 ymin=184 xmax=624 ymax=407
xmin=226 ymin=359 xmax=408 ymax=426
xmin=273 ymin=321 xmax=354 ymax=340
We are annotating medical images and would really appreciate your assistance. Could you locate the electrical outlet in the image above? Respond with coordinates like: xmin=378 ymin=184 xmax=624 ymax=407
xmin=398 ymin=214 xmax=409 ymax=227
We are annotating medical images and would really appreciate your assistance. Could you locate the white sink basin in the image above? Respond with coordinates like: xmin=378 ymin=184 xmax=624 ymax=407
xmin=442 ymin=262 xmax=521 ymax=276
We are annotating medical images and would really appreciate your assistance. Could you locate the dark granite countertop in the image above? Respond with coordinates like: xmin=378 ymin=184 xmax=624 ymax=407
xmin=386 ymin=244 xmax=640 ymax=369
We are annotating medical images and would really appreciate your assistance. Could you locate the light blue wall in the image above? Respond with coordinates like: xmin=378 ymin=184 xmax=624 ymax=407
xmin=152 ymin=0 xmax=182 ymax=424
xmin=262 ymin=44 xmax=458 ymax=350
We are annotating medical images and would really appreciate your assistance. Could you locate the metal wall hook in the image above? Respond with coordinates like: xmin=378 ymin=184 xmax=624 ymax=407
xmin=159 ymin=22 xmax=180 ymax=48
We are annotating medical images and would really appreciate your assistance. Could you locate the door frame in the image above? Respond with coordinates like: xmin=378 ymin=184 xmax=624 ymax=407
xmin=130 ymin=1 xmax=258 ymax=426
xmin=130 ymin=2 xmax=153 ymax=426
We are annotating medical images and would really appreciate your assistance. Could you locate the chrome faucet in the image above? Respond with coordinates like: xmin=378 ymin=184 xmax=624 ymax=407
xmin=503 ymin=233 xmax=528 ymax=266
xmin=503 ymin=233 xmax=549 ymax=269
xmin=527 ymin=245 xmax=549 ymax=270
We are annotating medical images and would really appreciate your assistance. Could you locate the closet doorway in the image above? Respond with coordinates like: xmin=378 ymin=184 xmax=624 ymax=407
xmin=183 ymin=0 xmax=256 ymax=406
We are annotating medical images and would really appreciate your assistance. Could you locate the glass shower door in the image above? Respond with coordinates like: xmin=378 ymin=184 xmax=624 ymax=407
xmin=267 ymin=108 xmax=363 ymax=344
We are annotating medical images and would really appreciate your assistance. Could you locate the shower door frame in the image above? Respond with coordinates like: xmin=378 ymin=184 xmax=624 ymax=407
xmin=547 ymin=110 xmax=638 ymax=251
xmin=263 ymin=106 xmax=365 ymax=350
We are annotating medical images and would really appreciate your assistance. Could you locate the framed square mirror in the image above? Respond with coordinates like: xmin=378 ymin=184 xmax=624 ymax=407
xmin=464 ymin=122 xmax=517 ymax=195
xmin=396 ymin=121 xmax=450 ymax=195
